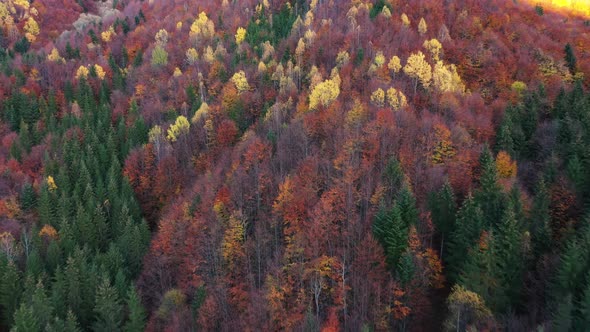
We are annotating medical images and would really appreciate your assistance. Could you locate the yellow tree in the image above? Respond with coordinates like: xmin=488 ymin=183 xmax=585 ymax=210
xmin=191 ymin=102 xmax=209 ymax=123
xmin=235 ymin=27 xmax=246 ymax=45
xmin=433 ymin=61 xmax=465 ymax=93
xmin=94 ymin=65 xmax=106 ymax=80
xmin=388 ymin=55 xmax=401 ymax=79
xmin=309 ymin=78 xmax=340 ymax=110
xmin=75 ymin=66 xmax=89 ymax=80
xmin=418 ymin=17 xmax=428 ymax=35
xmin=404 ymin=51 xmax=432 ymax=94
xmin=496 ymin=151 xmax=517 ymax=178
xmin=401 ymin=13 xmax=410 ymax=28
xmin=166 ymin=116 xmax=190 ymax=142
xmin=24 ymin=17 xmax=39 ymax=42
xmin=186 ymin=48 xmax=199 ymax=65
xmin=386 ymin=87 xmax=407 ymax=111
xmin=423 ymin=38 xmax=442 ymax=61
xmin=370 ymin=88 xmax=385 ymax=107
xmin=431 ymin=123 xmax=455 ymax=164
xmin=190 ymin=12 xmax=215 ymax=42
xmin=231 ymin=71 xmax=250 ymax=94
xmin=444 ymin=285 xmax=493 ymax=331
xmin=47 ymin=48 xmax=64 ymax=63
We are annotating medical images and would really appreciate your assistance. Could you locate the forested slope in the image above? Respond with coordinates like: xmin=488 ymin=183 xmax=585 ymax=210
xmin=0 ymin=0 xmax=590 ymax=331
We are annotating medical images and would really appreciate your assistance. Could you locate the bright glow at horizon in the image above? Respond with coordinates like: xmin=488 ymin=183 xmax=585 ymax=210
xmin=531 ymin=0 xmax=590 ymax=17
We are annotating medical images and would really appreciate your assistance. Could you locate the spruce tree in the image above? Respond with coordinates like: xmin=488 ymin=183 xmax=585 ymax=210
xmin=124 ymin=286 xmax=146 ymax=332
xmin=93 ymin=275 xmax=123 ymax=332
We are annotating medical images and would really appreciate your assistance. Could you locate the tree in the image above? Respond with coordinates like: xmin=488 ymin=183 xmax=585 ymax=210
xmin=11 ymin=303 xmax=40 ymax=332
xmin=309 ymin=79 xmax=340 ymax=110
xmin=423 ymin=39 xmax=442 ymax=62
xmin=235 ymin=27 xmax=246 ymax=45
xmin=386 ymin=88 xmax=407 ymax=110
xmin=231 ymin=71 xmax=250 ymax=93
xmin=93 ymin=275 xmax=123 ymax=332
xmin=428 ymin=180 xmax=456 ymax=254
xmin=565 ymin=43 xmax=577 ymax=74
xmin=370 ymin=88 xmax=385 ymax=107
xmin=432 ymin=61 xmax=464 ymax=93
xmin=444 ymin=285 xmax=493 ymax=332
xmin=495 ymin=151 xmax=517 ymax=178
xmin=166 ymin=116 xmax=190 ymax=142
xmin=124 ymin=286 xmax=146 ymax=332
xmin=404 ymin=51 xmax=432 ymax=94
xmin=388 ymin=56 xmax=401 ymax=79
xmin=151 ymin=45 xmax=168 ymax=67
xmin=1 ymin=261 xmax=21 ymax=326
xmin=418 ymin=18 xmax=428 ymax=35
xmin=446 ymin=195 xmax=484 ymax=281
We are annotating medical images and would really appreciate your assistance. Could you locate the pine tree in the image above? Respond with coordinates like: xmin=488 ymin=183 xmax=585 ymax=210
xmin=493 ymin=203 xmax=524 ymax=311
xmin=93 ymin=275 xmax=123 ymax=332
xmin=20 ymin=181 xmax=37 ymax=210
xmin=553 ymin=294 xmax=573 ymax=331
xmin=446 ymin=195 xmax=485 ymax=282
xmin=428 ymin=180 xmax=456 ymax=255
xmin=124 ymin=286 xmax=146 ymax=332
xmin=31 ymin=281 xmax=54 ymax=329
xmin=397 ymin=183 xmax=418 ymax=227
xmin=0 ymin=261 xmax=21 ymax=326
xmin=476 ymin=145 xmax=504 ymax=228
xmin=11 ymin=303 xmax=40 ymax=332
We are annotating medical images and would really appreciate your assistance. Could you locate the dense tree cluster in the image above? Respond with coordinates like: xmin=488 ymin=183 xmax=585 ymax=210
xmin=0 ymin=0 xmax=590 ymax=331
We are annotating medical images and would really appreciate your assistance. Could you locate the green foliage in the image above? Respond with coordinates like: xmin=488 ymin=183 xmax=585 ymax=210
xmin=370 ymin=0 xmax=392 ymax=19
xmin=373 ymin=204 xmax=409 ymax=269
xmin=124 ymin=286 xmax=146 ymax=332
xmin=93 ymin=275 xmax=123 ymax=332
xmin=151 ymin=45 xmax=168 ymax=67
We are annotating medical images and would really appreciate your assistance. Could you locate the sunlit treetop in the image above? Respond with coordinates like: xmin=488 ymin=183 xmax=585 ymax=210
xmin=528 ymin=0 xmax=590 ymax=17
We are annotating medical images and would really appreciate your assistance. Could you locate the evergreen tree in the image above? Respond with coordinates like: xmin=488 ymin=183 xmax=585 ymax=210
xmin=553 ymin=294 xmax=573 ymax=332
xmin=476 ymin=145 xmax=504 ymax=228
xmin=93 ymin=275 xmax=123 ymax=332
xmin=11 ymin=303 xmax=40 ymax=332
xmin=0 ymin=261 xmax=21 ymax=326
xmin=428 ymin=180 xmax=456 ymax=255
xmin=124 ymin=286 xmax=146 ymax=332
xmin=20 ymin=181 xmax=37 ymax=210
xmin=446 ymin=195 xmax=485 ymax=282
xmin=31 ymin=281 xmax=54 ymax=329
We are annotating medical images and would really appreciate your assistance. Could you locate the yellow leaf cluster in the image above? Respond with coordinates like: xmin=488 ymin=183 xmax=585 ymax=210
xmin=24 ymin=17 xmax=39 ymax=42
xmin=39 ymin=224 xmax=58 ymax=239
xmin=47 ymin=48 xmax=64 ymax=63
xmin=374 ymin=51 xmax=386 ymax=67
xmin=231 ymin=71 xmax=250 ymax=93
xmin=101 ymin=26 xmax=115 ymax=42
xmin=166 ymin=116 xmax=190 ymax=142
xmin=431 ymin=123 xmax=455 ymax=164
xmin=47 ymin=176 xmax=58 ymax=192
xmin=496 ymin=151 xmax=517 ymax=178
xmin=386 ymin=87 xmax=408 ymax=110
xmin=222 ymin=214 xmax=246 ymax=266
xmin=418 ymin=17 xmax=428 ymax=35
xmin=203 ymin=45 xmax=215 ymax=63
xmin=388 ymin=55 xmax=402 ymax=73
xmin=309 ymin=78 xmax=340 ymax=110
xmin=404 ymin=51 xmax=432 ymax=89
xmin=151 ymin=45 xmax=168 ymax=66
xmin=433 ymin=61 xmax=465 ymax=93
xmin=190 ymin=12 xmax=215 ymax=40
xmin=75 ymin=65 xmax=89 ymax=80
xmin=258 ymin=61 xmax=267 ymax=73
xmin=511 ymin=81 xmax=527 ymax=95
xmin=423 ymin=38 xmax=442 ymax=62
xmin=94 ymin=64 xmax=106 ymax=80
xmin=235 ymin=27 xmax=246 ymax=45
xmin=191 ymin=102 xmax=209 ymax=123
xmin=173 ymin=67 xmax=182 ymax=77
xmin=148 ymin=125 xmax=162 ymax=143
xmin=336 ymin=50 xmax=350 ymax=67
xmin=370 ymin=88 xmax=385 ymax=107
xmin=186 ymin=47 xmax=199 ymax=65
xmin=382 ymin=6 xmax=392 ymax=18
xmin=155 ymin=29 xmax=168 ymax=45
xmin=14 ymin=0 xmax=29 ymax=10
xmin=401 ymin=13 xmax=410 ymax=27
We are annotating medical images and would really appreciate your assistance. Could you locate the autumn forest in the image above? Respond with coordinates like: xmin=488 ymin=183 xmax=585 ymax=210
xmin=1 ymin=0 xmax=590 ymax=331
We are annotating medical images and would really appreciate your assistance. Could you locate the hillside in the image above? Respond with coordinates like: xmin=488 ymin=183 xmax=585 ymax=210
xmin=1 ymin=0 xmax=590 ymax=331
